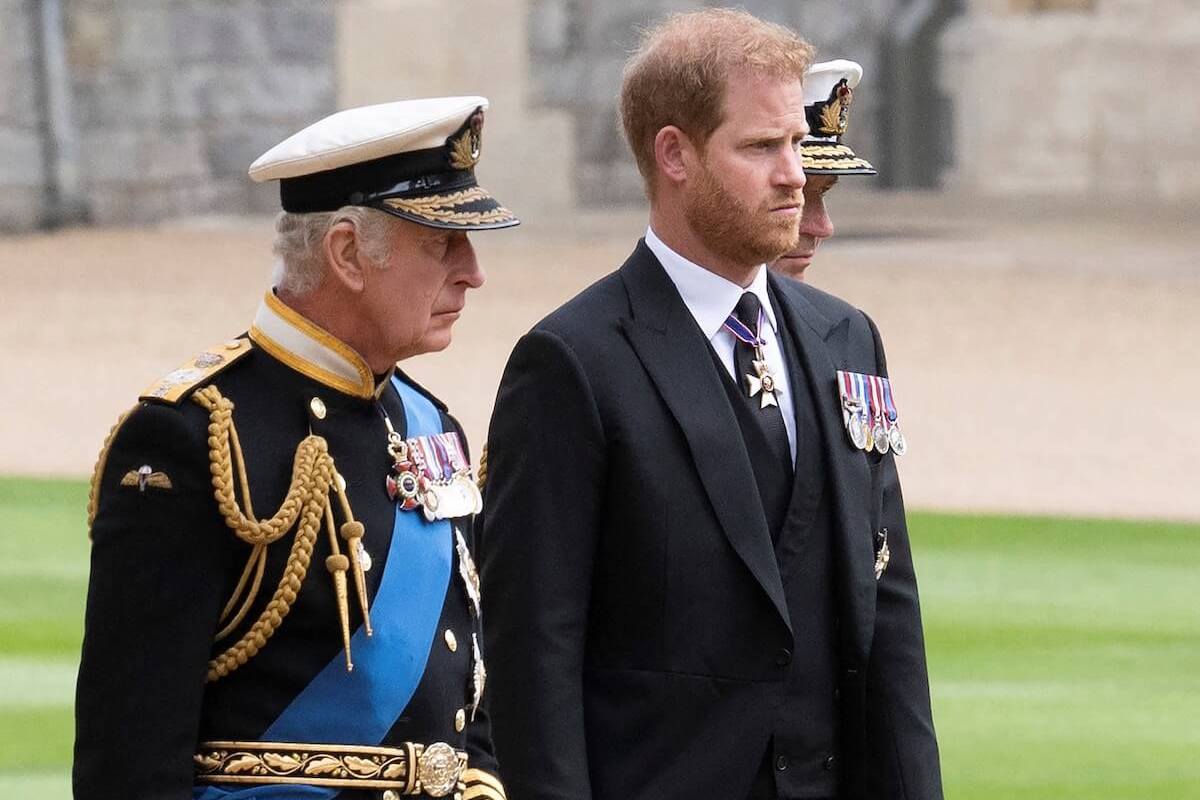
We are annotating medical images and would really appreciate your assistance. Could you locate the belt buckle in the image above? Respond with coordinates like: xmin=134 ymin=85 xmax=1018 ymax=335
xmin=416 ymin=742 xmax=462 ymax=798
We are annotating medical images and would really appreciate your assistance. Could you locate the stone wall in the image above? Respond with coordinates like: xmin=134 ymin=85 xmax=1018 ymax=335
xmin=337 ymin=0 xmax=573 ymax=221
xmin=527 ymin=0 xmax=904 ymax=205
xmin=1 ymin=0 xmax=336 ymax=232
xmin=942 ymin=0 xmax=1200 ymax=201
xmin=0 ymin=0 xmax=46 ymax=231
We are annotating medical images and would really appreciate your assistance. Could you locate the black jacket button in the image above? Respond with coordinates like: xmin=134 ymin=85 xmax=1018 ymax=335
xmin=775 ymin=755 xmax=789 ymax=772
xmin=775 ymin=648 xmax=792 ymax=667
xmin=824 ymin=755 xmax=836 ymax=771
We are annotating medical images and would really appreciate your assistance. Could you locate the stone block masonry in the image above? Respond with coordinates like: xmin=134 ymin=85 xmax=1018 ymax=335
xmin=0 ymin=0 xmax=336 ymax=231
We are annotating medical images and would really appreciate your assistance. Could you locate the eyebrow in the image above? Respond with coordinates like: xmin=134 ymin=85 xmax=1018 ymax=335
xmin=740 ymin=126 xmax=809 ymax=145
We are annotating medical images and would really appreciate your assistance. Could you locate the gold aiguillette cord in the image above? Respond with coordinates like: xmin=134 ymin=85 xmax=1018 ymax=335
xmin=332 ymin=470 xmax=372 ymax=637
xmin=323 ymin=501 xmax=353 ymax=671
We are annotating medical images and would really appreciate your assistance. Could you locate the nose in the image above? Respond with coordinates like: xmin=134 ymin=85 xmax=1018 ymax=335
xmin=453 ymin=234 xmax=486 ymax=289
xmin=776 ymin=146 xmax=807 ymax=193
xmin=799 ymin=191 xmax=834 ymax=241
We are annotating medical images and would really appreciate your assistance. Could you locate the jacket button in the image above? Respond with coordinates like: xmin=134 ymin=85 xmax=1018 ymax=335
xmin=775 ymin=648 xmax=792 ymax=667
xmin=833 ymin=687 xmax=841 ymax=702
xmin=775 ymin=755 xmax=789 ymax=772
xmin=824 ymin=755 xmax=836 ymax=771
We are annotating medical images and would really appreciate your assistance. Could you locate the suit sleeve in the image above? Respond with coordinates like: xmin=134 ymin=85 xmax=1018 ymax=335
xmin=861 ymin=313 xmax=944 ymax=799
xmin=73 ymin=402 xmax=230 ymax=800
xmin=479 ymin=329 xmax=606 ymax=800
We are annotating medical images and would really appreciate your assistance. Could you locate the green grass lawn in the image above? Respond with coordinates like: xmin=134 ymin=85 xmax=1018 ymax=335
xmin=2 ymin=476 xmax=1198 ymax=798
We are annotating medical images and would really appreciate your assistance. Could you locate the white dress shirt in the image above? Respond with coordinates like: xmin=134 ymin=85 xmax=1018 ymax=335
xmin=645 ymin=227 xmax=797 ymax=461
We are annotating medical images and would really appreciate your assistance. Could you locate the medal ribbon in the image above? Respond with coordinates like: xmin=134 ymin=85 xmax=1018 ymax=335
xmin=722 ymin=306 xmax=765 ymax=347
xmin=882 ymin=377 xmax=898 ymax=422
xmin=869 ymin=375 xmax=884 ymax=424
xmin=854 ymin=372 xmax=870 ymax=419
xmin=405 ymin=431 xmax=468 ymax=483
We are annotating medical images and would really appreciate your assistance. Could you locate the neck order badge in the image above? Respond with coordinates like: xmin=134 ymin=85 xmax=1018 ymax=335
xmin=724 ymin=301 xmax=781 ymax=409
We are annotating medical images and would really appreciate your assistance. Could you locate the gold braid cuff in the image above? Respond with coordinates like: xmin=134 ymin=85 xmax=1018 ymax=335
xmin=194 ymin=740 xmax=468 ymax=797
xmin=192 ymin=386 xmax=336 ymax=682
xmin=463 ymin=767 xmax=507 ymax=800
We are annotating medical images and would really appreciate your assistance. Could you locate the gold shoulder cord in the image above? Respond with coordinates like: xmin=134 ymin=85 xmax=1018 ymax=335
xmin=192 ymin=386 xmax=371 ymax=682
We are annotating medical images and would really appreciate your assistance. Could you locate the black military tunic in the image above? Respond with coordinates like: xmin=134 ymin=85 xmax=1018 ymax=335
xmin=74 ymin=292 xmax=506 ymax=800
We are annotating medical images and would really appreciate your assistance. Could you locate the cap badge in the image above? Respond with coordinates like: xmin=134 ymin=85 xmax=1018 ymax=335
xmin=818 ymin=80 xmax=853 ymax=137
xmin=448 ymin=109 xmax=484 ymax=170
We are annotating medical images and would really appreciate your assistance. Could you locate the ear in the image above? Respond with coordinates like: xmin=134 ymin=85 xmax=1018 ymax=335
xmin=653 ymin=125 xmax=696 ymax=188
xmin=323 ymin=220 xmax=368 ymax=293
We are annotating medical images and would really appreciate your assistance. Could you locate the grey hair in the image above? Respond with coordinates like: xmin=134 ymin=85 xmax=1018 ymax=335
xmin=271 ymin=206 xmax=397 ymax=296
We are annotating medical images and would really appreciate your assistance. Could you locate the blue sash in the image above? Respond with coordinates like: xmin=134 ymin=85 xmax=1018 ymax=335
xmin=195 ymin=377 xmax=454 ymax=800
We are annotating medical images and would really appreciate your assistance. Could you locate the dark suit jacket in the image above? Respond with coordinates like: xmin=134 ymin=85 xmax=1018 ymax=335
xmin=480 ymin=242 xmax=942 ymax=800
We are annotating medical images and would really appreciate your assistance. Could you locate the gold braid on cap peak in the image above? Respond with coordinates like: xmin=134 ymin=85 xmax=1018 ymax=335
xmin=192 ymin=386 xmax=368 ymax=681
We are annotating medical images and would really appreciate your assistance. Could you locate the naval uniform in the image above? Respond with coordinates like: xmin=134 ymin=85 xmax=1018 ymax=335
xmin=75 ymin=291 xmax=505 ymax=800
xmin=480 ymin=239 xmax=942 ymax=800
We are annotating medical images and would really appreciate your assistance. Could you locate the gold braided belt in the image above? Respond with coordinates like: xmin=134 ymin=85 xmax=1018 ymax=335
xmin=194 ymin=740 xmax=467 ymax=797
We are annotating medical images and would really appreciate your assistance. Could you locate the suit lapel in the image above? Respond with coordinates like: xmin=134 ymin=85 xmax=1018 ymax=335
xmin=618 ymin=242 xmax=791 ymax=634
xmin=770 ymin=274 xmax=877 ymax=663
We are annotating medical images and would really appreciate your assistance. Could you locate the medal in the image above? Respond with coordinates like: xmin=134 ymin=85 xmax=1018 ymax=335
xmin=869 ymin=376 xmax=889 ymax=455
xmin=874 ymin=527 xmax=890 ymax=580
xmin=385 ymin=433 xmax=423 ymax=510
xmin=840 ymin=370 xmax=907 ymax=455
xmin=838 ymin=370 xmax=868 ymax=449
xmin=881 ymin=378 xmax=907 ymax=457
xmin=847 ymin=410 xmax=867 ymax=450
xmin=855 ymin=372 xmax=875 ymax=451
xmin=746 ymin=359 xmax=780 ymax=409
xmin=380 ymin=406 xmax=482 ymax=519
xmin=408 ymin=433 xmax=480 ymax=520
xmin=873 ymin=422 xmax=888 ymax=454
xmin=455 ymin=527 xmax=482 ymax=618
xmin=469 ymin=633 xmax=487 ymax=721
xmin=724 ymin=306 xmax=781 ymax=408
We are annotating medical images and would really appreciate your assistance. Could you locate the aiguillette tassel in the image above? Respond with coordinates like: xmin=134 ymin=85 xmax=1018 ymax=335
xmin=340 ymin=521 xmax=372 ymax=637
xmin=325 ymin=554 xmax=353 ymax=671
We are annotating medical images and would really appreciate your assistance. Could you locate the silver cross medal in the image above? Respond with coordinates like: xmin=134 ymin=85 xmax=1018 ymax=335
xmin=745 ymin=358 xmax=780 ymax=409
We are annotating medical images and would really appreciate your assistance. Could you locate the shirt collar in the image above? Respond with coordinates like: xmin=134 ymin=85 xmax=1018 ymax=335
xmin=249 ymin=291 xmax=392 ymax=400
xmin=645 ymin=226 xmax=777 ymax=339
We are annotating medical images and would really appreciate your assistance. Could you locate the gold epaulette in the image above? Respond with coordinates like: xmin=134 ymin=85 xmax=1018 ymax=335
xmin=139 ymin=338 xmax=253 ymax=404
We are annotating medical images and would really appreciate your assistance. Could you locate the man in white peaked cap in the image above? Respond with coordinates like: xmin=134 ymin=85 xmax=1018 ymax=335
xmin=75 ymin=97 xmax=515 ymax=800
xmin=774 ymin=59 xmax=877 ymax=281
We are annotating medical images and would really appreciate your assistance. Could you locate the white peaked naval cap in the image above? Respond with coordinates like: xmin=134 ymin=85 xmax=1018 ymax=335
xmin=249 ymin=96 xmax=518 ymax=230
xmin=802 ymin=59 xmax=877 ymax=176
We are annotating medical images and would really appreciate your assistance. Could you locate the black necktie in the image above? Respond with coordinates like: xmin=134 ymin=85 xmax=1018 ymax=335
xmin=733 ymin=292 xmax=792 ymax=476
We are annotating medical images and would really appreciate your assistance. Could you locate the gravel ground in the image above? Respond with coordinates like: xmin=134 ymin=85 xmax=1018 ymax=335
xmin=2 ymin=191 xmax=1197 ymax=520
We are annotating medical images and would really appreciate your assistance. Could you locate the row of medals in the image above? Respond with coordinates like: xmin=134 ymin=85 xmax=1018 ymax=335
xmin=837 ymin=371 xmax=907 ymax=457
xmin=383 ymin=429 xmax=487 ymax=721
